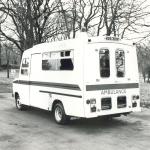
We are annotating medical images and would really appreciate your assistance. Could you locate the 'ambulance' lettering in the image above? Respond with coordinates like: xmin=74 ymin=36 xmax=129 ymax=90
xmin=101 ymin=89 xmax=126 ymax=95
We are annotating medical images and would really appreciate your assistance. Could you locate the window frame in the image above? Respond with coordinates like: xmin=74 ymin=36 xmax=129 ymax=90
xmin=115 ymin=49 xmax=125 ymax=78
xmin=20 ymin=58 xmax=30 ymax=76
xmin=42 ymin=49 xmax=74 ymax=71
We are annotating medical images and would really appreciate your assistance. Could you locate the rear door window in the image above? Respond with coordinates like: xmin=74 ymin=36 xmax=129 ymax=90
xmin=116 ymin=50 xmax=125 ymax=77
xmin=99 ymin=49 xmax=110 ymax=77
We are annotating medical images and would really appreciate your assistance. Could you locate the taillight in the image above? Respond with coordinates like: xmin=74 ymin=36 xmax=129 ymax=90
xmin=132 ymin=102 xmax=137 ymax=107
xmin=90 ymin=99 xmax=96 ymax=104
xmin=86 ymin=99 xmax=96 ymax=104
xmin=132 ymin=95 xmax=139 ymax=108
xmin=132 ymin=95 xmax=139 ymax=100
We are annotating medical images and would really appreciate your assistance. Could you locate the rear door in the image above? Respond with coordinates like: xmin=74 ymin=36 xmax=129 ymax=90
xmin=83 ymin=43 xmax=138 ymax=117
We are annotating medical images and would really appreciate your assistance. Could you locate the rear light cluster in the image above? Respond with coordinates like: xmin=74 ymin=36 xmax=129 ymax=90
xmin=132 ymin=102 xmax=137 ymax=107
xmin=132 ymin=95 xmax=139 ymax=108
xmin=86 ymin=99 xmax=96 ymax=112
xmin=132 ymin=95 xmax=139 ymax=100
xmin=86 ymin=95 xmax=140 ymax=113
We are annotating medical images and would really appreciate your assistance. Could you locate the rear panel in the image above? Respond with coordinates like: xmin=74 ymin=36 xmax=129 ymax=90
xmin=83 ymin=42 xmax=140 ymax=118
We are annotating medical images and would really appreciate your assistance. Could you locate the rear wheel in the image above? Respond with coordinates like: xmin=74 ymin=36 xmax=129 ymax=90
xmin=53 ymin=103 xmax=70 ymax=124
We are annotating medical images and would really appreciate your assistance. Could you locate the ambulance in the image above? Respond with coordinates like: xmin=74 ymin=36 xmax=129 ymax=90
xmin=13 ymin=31 xmax=141 ymax=124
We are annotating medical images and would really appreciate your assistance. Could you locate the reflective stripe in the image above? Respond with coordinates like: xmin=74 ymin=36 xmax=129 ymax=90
xmin=13 ymin=80 xmax=81 ymax=91
xmin=86 ymin=83 xmax=139 ymax=91
xmin=13 ymin=80 xmax=29 ymax=85
xmin=39 ymin=90 xmax=82 ymax=98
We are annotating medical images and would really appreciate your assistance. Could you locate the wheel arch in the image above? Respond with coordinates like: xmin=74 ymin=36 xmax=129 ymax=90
xmin=52 ymin=99 xmax=63 ymax=112
xmin=15 ymin=92 xmax=19 ymax=99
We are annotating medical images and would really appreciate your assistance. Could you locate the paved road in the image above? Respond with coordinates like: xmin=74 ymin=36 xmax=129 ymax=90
xmin=0 ymin=93 xmax=150 ymax=150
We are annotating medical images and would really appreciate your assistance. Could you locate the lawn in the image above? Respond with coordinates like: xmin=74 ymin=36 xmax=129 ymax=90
xmin=140 ymin=82 xmax=150 ymax=108
xmin=0 ymin=70 xmax=18 ymax=93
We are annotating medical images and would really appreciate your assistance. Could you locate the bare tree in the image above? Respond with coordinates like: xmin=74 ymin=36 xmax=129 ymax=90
xmin=77 ymin=0 xmax=101 ymax=32
xmin=119 ymin=0 xmax=150 ymax=39
xmin=137 ymin=43 xmax=150 ymax=82
xmin=97 ymin=0 xmax=104 ymax=36
xmin=0 ymin=0 xmax=150 ymax=48
xmin=53 ymin=0 xmax=102 ymax=39
xmin=0 ymin=24 xmax=1 ymax=68
xmin=0 ymin=0 xmax=59 ymax=56
xmin=94 ymin=0 xmax=150 ymax=38
xmin=58 ymin=0 xmax=71 ymax=39
xmin=101 ymin=0 xmax=122 ymax=36
xmin=2 ymin=42 xmax=13 ymax=78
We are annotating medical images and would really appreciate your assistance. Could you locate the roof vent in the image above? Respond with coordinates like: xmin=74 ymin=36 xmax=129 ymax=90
xmin=88 ymin=39 xmax=91 ymax=42
xmin=81 ymin=27 xmax=86 ymax=32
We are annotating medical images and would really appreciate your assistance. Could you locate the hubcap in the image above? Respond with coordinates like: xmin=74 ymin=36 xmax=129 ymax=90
xmin=55 ymin=106 xmax=62 ymax=122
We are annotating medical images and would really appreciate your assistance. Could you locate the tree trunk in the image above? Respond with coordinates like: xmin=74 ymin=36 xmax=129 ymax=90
xmin=143 ymin=71 xmax=146 ymax=82
xmin=0 ymin=24 xmax=1 ymax=69
xmin=59 ymin=0 xmax=70 ymax=39
xmin=7 ymin=61 xmax=9 ymax=78
xmin=0 ymin=40 xmax=1 ymax=69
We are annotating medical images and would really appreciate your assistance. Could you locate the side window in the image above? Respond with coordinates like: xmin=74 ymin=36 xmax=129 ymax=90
xmin=116 ymin=50 xmax=125 ymax=77
xmin=42 ymin=50 xmax=74 ymax=71
xmin=42 ymin=52 xmax=53 ymax=70
xmin=21 ymin=58 xmax=29 ymax=75
xmin=99 ymin=49 xmax=110 ymax=77
xmin=60 ymin=51 xmax=74 ymax=70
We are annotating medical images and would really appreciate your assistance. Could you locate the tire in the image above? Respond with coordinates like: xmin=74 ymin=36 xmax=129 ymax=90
xmin=15 ymin=95 xmax=26 ymax=111
xmin=53 ymin=103 xmax=70 ymax=124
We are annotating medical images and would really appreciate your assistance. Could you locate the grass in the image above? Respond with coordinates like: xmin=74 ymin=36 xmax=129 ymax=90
xmin=0 ymin=70 xmax=18 ymax=93
xmin=140 ymin=82 xmax=150 ymax=108
xmin=0 ymin=70 xmax=150 ymax=107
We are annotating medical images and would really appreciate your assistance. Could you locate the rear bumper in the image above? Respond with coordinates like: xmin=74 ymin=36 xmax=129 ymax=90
xmin=84 ymin=107 xmax=141 ymax=118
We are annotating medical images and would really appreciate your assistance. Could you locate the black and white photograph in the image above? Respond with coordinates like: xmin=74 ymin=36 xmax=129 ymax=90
xmin=0 ymin=0 xmax=150 ymax=150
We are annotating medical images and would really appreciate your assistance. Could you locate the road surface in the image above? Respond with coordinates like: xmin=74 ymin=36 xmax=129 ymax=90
xmin=0 ymin=93 xmax=150 ymax=150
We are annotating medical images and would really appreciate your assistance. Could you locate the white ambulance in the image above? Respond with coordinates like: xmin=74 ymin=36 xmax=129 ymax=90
xmin=13 ymin=31 xmax=141 ymax=124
